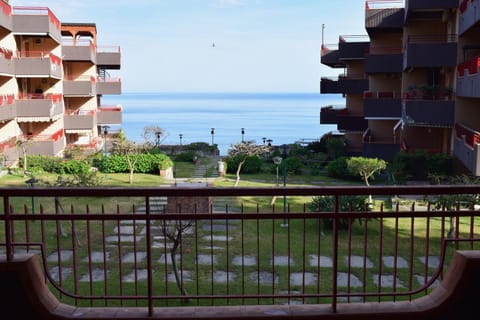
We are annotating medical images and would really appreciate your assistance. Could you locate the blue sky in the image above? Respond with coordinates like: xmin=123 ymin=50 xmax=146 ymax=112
xmin=10 ymin=0 xmax=368 ymax=93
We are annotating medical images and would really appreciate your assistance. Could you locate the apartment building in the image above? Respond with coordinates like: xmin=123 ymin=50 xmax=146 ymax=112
xmin=320 ymin=0 xmax=462 ymax=165
xmin=0 ymin=3 xmax=121 ymax=168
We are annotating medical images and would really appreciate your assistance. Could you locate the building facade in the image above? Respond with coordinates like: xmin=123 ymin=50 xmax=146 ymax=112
xmin=320 ymin=0 xmax=480 ymax=175
xmin=0 ymin=3 xmax=122 ymax=168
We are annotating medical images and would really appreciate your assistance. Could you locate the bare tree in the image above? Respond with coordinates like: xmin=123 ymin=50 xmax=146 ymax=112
xmin=161 ymin=218 xmax=194 ymax=302
xmin=228 ymin=141 xmax=271 ymax=187
xmin=15 ymin=138 xmax=31 ymax=175
xmin=142 ymin=125 xmax=165 ymax=147
xmin=111 ymin=131 xmax=143 ymax=184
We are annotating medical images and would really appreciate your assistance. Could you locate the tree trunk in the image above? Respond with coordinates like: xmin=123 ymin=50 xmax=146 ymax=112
xmin=170 ymin=240 xmax=189 ymax=303
xmin=129 ymin=168 xmax=134 ymax=184
xmin=234 ymin=157 xmax=246 ymax=187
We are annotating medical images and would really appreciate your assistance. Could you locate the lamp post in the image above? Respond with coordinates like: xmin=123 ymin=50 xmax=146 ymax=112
xmin=25 ymin=177 xmax=38 ymax=214
xmin=211 ymin=128 xmax=215 ymax=145
xmin=272 ymin=156 xmax=282 ymax=187
xmin=280 ymin=144 xmax=289 ymax=228
xmin=102 ymin=125 xmax=110 ymax=178
xmin=155 ymin=130 xmax=161 ymax=148
xmin=179 ymin=133 xmax=183 ymax=146
xmin=241 ymin=128 xmax=245 ymax=143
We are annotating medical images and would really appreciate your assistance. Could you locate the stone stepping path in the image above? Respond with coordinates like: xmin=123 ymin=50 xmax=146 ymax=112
xmin=38 ymin=196 xmax=444 ymax=292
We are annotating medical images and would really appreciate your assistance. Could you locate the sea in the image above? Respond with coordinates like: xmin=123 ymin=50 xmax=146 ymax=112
xmin=102 ymin=92 xmax=345 ymax=156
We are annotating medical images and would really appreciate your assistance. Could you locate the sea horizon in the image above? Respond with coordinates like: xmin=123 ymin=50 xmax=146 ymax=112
xmin=102 ymin=91 xmax=344 ymax=156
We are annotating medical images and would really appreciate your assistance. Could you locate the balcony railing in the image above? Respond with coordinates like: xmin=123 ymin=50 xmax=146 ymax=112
xmin=12 ymin=6 xmax=61 ymax=43
xmin=1 ymin=185 xmax=480 ymax=317
xmin=403 ymin=34 xmax=457 ymax=69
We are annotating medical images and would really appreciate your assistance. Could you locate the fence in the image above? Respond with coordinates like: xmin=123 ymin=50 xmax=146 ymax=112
xmin=1 ymin=185 xmax=480 ymax=316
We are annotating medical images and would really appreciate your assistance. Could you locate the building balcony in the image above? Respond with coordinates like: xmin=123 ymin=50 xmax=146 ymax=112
xmin=459 ymin=0 xmax=480 ymax=35
xmin=0 ymin=47 xmax=13 ymax=76
xmin=11 ymin=6 xmax=61 ymax=43
xmin=15 ymin=93 xmax=63 ymax=121
xmin=405 ymin=0 xmax=459 ymax=12
xmin=365 ymin=47 xmax=403 ymax=73
xmin=403 ymin=99 xmax=455 ymax=127
xmin=320 ymin=76 xmax=369 ymax=95
xmin=320 ymin=105 xmax=346 ymax=125
xmin=97 ymin=105 xmax=122 ymax=125
xmin=403 ymin=35 xmax=457 ymax=70
xmin=14 ymin=51 xmax=62 ymax=79
xmin=64 ymin=110 xmax=96 ymax=131
xmin=320 ymin=44 xmax=344 ymax=68
xmin=338 ymin=35 xmax=370 ymax=60
xmin=1 ymin=185 xmax=480 ymax=319
xmin=337 ymin=113 xmax=368 ymax=131
xmin=457 ymin=56 xmax=480 ymax=98
xmin=364 ymin=91 xmax=402 ymax=119
xmin=0 ymin=94 xmax=15 ymax=121
xmin=453 ymin=123 xmax=480 ymax=175
xmin=22 ymin=129 xmax=65 ymax=156
xmin=0 ymin=1 xmax=12 ymax=31
xmin=97 ymin=46 xmax=121 ymax=69
xmin=97 ymin=77 xmax=121 ymax=95
xmin=62 ymin=39 xmax=96 ymax=63
xmin=365 ymin=1 xmax=404 ymax=35
xmin=63 ymin=76 xmax=96 ymax=97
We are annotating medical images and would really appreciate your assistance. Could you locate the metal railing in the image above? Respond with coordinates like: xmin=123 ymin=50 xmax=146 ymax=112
xmin=1 ymin=185 xmax=480 ymax=315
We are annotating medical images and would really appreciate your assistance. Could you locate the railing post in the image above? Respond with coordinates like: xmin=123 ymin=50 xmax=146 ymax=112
xmin=145 ymin=196 xmax=153 ymax=317
xmin=3 ymin=196 xmax=13 ymax=261
xmin=332 ymin=194 xmax=339 ymax=313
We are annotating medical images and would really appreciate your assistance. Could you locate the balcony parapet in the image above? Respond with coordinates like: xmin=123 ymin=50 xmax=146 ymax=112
xmin=14 ymin=51 xmax=62 ymax=79
xmin=97 ymin=45 xmax=121 ymax=69
xmin=12 ymin=6 xmax=61 ymax=43
xmin=97 ymin=104 xmax=122 ymax=125
xmin=403 ymin=34 xmax=457 ymax=69
xmin=459 ymin=0 xmax=480 ymax=34
xmin=62 ymin=39 xmax=96 ymax=63
xmin=365 ymin=1 xmax=404 ymax=33
xmin=63 ymin=76 xmax=96 ymax=97
xmin=457 ymin=56 xmax=480 ymax=98
xmin=15 ymin=93 xmax=63 ymax=121
xmin=96 ymin=76 xmax=121 ymax=95
xmin=454 ymin=123 xmax=480 ymax=175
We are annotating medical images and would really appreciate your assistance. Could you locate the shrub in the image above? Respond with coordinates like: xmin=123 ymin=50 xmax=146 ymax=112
xmin=327 ymin=157 xmax=358 ymax=181
xmin=225 ymin=155 xmax=263 ymax=174
xmin=58 ymin=159 xmax=91 ymax=175
xmin=309 ymin=195 xmax=368 ymax=230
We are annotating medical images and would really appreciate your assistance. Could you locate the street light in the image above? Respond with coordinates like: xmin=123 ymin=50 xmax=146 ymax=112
xmin=272 ymin=156 xmax=282 ymax=187
xmin=179 ymin=133 xmax=183 ymax=146
xmin=25 ymin=176 xmax=38 ymax=214
xmin=241 ymin=128 xmax=245 ymax=143
xmin=155 ymin=130 xmax=161 ymax=148
xmin=211 ymin=128 xmax=215 ymax=145
xmin=280 ymin=144 xmax=289 ymax=228
xmin=102 ymin=125 xmax=110 ymax=178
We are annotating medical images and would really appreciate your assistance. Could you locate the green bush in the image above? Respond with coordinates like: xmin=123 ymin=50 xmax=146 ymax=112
xmin=225 ymin=155 xmax=263 ymax=174
xmin=326 ymin=157 xmax=357 ymax=181
xmin=309 ymin=195 xmax=368 ymax=230
xmin=21 ymin=155 xmax=62 ymax=173
xmin=390 ymin=151 xmax=453 ymax=181
xmin=58 ymin=159 xmax=91 ymax=174
xmin=94 ymin=153 xmax=173 ymax=174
